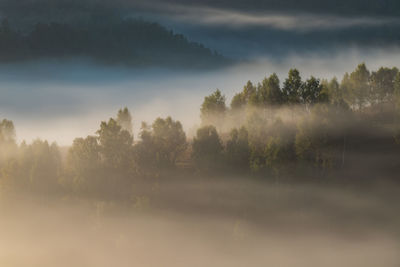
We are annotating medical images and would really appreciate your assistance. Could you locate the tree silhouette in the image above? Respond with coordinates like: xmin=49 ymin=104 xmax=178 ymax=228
xmin=116 ymin=107 xmax=133 ymax=135
xmin=283 ymin=69 xmax=302 ymax=105
xmin=192 ymin=125 xmax=224 ymax=171
xmin=258 ymin=73 xmax=283 ymax=106
xmin=225 ymin=127 xmax=250 ymax=172
xmin=134 ymin=117 xmax=187 ymax=171
xmin=200 ymin=89 xmax=227 ymax=127
xmin=67 ymin=136 xmax=101 ymax=194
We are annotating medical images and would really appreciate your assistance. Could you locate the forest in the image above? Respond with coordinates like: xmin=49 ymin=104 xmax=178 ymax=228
xmin=0 ymin=63 xmax=400 ymax=201
xmin=0 ymin=17 xmax=228 ymax=68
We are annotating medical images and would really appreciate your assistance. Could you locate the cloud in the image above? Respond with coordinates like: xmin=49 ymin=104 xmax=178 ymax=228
xmin=152 ymin=5 xmax=400 ymax=31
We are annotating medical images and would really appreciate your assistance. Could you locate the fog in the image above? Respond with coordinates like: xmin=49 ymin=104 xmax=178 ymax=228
xmin=1 ymin=0 xmax=399 ymax=265
xmin=1 ymin=178 xmax=400 ymax=267
xmin=2 ymin=47 xmax=400 ymax=145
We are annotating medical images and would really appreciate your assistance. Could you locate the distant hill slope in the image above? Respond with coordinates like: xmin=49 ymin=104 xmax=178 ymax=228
xmin=0 ymin=18 xmax=231 ymax=68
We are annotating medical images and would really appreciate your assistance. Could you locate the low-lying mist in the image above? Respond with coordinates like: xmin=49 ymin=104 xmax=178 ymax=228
xmin=1 ymin=1 xmax=400 ymax=265
xmin=2 ymin=46 xmax=400 ymax=145
xmin=1 ymin=178 xmax=400 ymax=267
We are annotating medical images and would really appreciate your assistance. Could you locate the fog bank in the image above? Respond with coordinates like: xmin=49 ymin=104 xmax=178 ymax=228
xmin=1 ymin=47 xmax=400 ymax=145
xmin=1 ymin=179 xmax=400 ymax=267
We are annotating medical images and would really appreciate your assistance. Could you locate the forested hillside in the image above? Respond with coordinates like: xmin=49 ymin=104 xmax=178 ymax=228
xmin=0 ymin=18 xmax=228 ymax=68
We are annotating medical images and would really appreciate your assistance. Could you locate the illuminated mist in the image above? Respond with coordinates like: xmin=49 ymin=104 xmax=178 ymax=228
xmin=1 ymin=0 xmax=400 ymax=266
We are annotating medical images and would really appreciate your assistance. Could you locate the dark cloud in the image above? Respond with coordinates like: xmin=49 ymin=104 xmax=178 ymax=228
xmin=165 ymin=0 xmax=400 ymax=16
xmin=1 ymin=0 xmax=400 ymax=20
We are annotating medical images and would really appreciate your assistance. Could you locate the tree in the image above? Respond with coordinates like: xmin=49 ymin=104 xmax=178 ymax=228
xmin=0 ymin=119 xmax=15 ymax=143
xmin=242 ymin=81 xmax=257 ymax=101
xmin=394 ymin=72 xmax=400 ymax=143
xmin=229 ymin=80 xmax=258 ymax=108
xmin=134 ymin=117 xmax=187 ymax=171
xmin=192 ymin=125 xmax=224 ymax=171
xmin=150 ymin=117 xmax=187 ymax=168
xmin=346 ymin=63 xmax=370 ymax=110
xmin=231 ymin=93 xmax=246 ymax=110
xmin=264 ymin=136 xmax=294 ymax=177
xmin=0 ymin=118 xmax=18 ymax=192
xmin=67 ymin=136 xmax=101 ymax=193
xmin=242 ymin=80 xmax=259 ymax=106
xmin=340 ymin=72 xmax=352 ymax=106
xmin=247 ymin=118 xmax=295 ymax=175
xmin=283 ymin=69 xmax=302 ymax=105
xmin=28 ymin=140 xmax=62 ymax=193
xmin=370 ymin=67 xmax=398 ymax=104
xmin=394 ymin=72 xmax=400 ymax=110
xmin=301 ymin=76 xmax=328 ymax=108
xmin=0 ymin=18 xmax=228 ymax=68
xmin=258 ymin=73 xmax=283 ymax=106
xmin=295 ymin=105 xmax=345 ymax=173
xmin=322 ymin=77 xmax=348 ymax=109
xmin=225 ymin=127 xmax=250 ymax=171
xmin=97 ymin=118 xmax=134 ymax=170
xmin=116 ymin=107 xmax=133 ymax=135
xmin=1 ymin=158 xmax=21 ymax=192
xmin=200 ymin=89 xmax=226 ymax=127
xmin=95 ymin=118 xmax=135 ymax=198
xmin=134 ymin=122 xmax=157 ymax=174
xmin=0 ymin=119 xmax=17 ymax=163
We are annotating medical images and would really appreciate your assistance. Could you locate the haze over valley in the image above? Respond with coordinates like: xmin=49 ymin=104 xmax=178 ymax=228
xmin=1 ymin=1 xmax=400 ymax=266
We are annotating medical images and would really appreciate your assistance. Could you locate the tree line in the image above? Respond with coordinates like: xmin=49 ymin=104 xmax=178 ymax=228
xmin=1 ymin=63 xmax=400 ymax=199
xmin=0 ymin=17 xmax=228 ymax=68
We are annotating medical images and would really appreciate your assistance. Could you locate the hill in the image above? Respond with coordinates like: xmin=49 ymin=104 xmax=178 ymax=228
xmin=0 ymin=17 xmax=230 ymax=68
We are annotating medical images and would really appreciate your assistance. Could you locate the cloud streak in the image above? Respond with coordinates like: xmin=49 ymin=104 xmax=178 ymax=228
xmin=155 ymin=6 xmax=400 ymax=31
xmin=149 ymin=5 xmax=400 ymax=31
